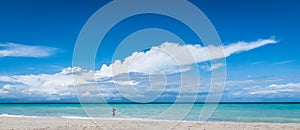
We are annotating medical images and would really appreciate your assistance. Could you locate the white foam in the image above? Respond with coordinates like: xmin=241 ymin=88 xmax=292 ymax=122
xmin=0 ymin=114 xmax=39 ymax=118
xmin=61 ymin=116 xmax=90 ymax=119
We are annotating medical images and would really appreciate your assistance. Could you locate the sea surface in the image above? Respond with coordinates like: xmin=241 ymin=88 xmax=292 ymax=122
xmin=0 ymin=103 xmax=299 ymax=123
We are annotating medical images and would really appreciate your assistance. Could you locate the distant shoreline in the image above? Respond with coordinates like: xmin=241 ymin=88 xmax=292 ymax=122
xmin=1 ymin=102 xmax=300 ymax=104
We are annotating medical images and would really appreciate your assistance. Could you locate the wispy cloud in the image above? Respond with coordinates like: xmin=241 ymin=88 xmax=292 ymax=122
xmin=252 ymin=61 xmax=263 ymax=65
xmin=109 ymin=80 xmax=139 ymax=86
xmin=249 ymin=83 xmax=300 ymax=95
xmin=221 ymin=75 xmax=300 ymax=101
xmin=0 ymin=43 xmax=58 ymax=58
xmin=275 ymin=60 xmax=294 ymax=65
xmin=97 ymin=38 xmax=278 ymax=77
xmin=0 ymin=66 xmax=299 ymax=102
xmin=200 ymin=63 xmax=225 ymax=71
xmin=223 ymin=38 xmax=277 ymax=56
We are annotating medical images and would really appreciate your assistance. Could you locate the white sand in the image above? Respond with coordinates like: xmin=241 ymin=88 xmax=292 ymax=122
xmin=0 ymin=117 xmax=300 ymax=130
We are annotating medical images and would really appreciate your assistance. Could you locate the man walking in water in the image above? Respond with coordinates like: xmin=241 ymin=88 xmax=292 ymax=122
xmin=112 ymin=108 xmax=116 ymax=117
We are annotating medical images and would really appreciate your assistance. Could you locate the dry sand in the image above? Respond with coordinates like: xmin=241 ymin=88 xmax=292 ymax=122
xmin=0 ymin=117 xmax=300 ymax=130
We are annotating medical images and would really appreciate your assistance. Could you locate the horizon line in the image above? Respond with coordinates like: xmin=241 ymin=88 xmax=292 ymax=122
xmin=1 ymin=102 xmax=300 ymax=104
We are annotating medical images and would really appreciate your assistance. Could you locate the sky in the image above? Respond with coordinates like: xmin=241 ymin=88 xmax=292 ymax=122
xmin=0 ymin=0 xmax=299 ymax=103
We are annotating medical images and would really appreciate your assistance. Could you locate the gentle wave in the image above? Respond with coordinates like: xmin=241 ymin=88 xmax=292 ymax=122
xmin=0 ymin=114 xmax=41 ymax=118
xmin=0 ymin=113 xmax=195 ymax=122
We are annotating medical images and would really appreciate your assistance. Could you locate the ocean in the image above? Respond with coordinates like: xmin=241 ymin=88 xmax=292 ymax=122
xmin=0 ymin=103 xmax=299 ymax=123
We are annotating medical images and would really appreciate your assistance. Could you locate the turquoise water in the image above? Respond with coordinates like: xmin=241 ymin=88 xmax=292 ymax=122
xmin=0 ymin=104 xmax=299 ymax=123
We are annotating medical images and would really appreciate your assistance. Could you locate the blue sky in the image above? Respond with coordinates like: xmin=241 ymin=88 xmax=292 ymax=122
xmin=0 ymin=0 xmax=299 ymax=102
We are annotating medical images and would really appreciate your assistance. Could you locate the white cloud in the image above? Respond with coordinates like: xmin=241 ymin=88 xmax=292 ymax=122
xmin=268 ymin=83 xmax=300 ymax=89
xmin=59 ymin=66 xmax=85 ymax=75
xmin=218 ymin=75 xmax=300 ymax=101
xmin=209 ymin=63 xmax=225 ymax=71
xmin=0 ymin=66 xmax=198 ymax=101
xmin=3 ymin=84 xmax=12 ymax=90
xmin=0 ymin=38 xmax=283 ymax=101
xmin=229 ymin=82 xmax=300 ymax=96
xmin=1 ymin=66 xmax=299 ymax=101
xmin=252 ymin=61 xmax=263 ymax=65
xmin=201 ymin=63 xmax=225 ymax=71
xmin=0 ymin=67 xmax=97 ymax=100
xmin=223 ymin=38 xmax=277 ymax=56
xmin=275 ymin=60 xmax=294 ymax=65
xmin=109 ymin=80 xmax=139 ymax=86
xmin=0 ymin=43 xmax=58 ymax=58
xmin=96 ymin=38 xmax=277 ymax=78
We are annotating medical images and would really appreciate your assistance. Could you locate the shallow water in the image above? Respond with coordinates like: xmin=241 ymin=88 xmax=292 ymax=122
xmin=0 ymin=103 xmax=299 ymax=123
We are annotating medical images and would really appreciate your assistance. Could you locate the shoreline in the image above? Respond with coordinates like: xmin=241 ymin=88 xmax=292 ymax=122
xmin=0 ymin=117 xmax=300 ymax=130
xmin=1 ymin=113 xmax=300 ymax=124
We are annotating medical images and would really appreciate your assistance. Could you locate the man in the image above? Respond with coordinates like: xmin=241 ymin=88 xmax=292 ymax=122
xmin=112 ymin=108 xmax=116 ymax=117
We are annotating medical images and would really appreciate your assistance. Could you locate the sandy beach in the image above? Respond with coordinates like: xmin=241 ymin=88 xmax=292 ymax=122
xmin=0 ymin=117 xmax=299 ymax=130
